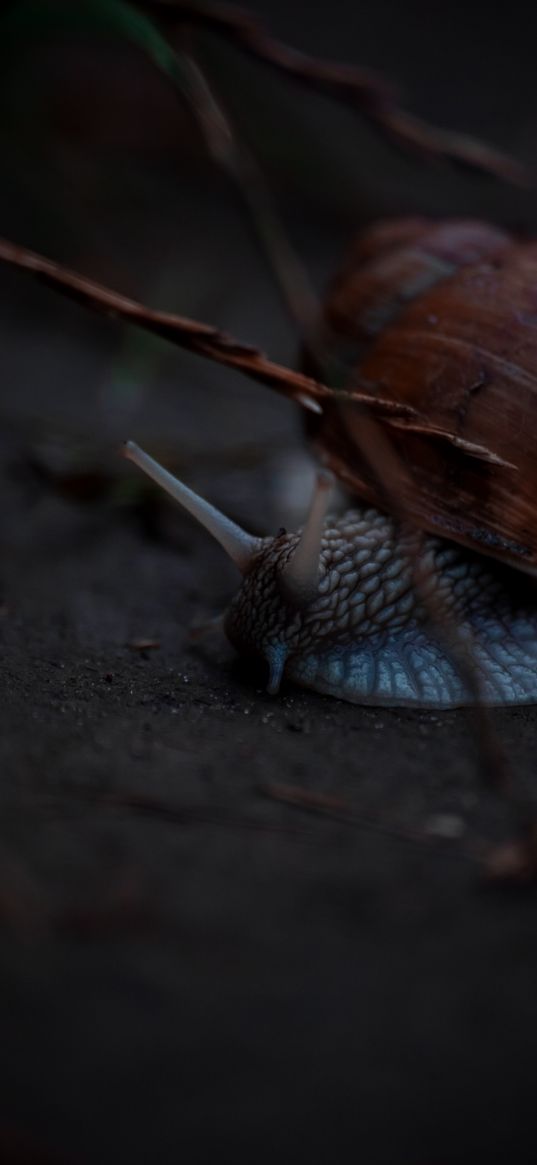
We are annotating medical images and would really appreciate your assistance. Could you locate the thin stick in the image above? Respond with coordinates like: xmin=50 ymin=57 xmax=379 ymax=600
xmin=176 ymin=42 xmax=319 ymax=339
xmin=0 ymin=236 xmax=507 ymax=471
xmin=327 ymin=403 xmax=509 ymax=791
xmin=0 ymin=236 xmax=412 ymax=416
xmin=146 ymin=0 xmax=528 ymax=185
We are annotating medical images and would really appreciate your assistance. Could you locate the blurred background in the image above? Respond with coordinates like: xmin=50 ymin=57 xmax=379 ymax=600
xmin=2 ymin=3 xmax=537 ymax=1164
xmin=2 ymin=0 xmax=537 ymax=475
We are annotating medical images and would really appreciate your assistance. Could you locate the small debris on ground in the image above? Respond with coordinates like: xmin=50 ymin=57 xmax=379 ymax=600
xmin=126 ymin=638 xmax=161 ymax=653
xmin=425 ymin=813 xmax=466 ymax=840
xmin=483 ymin=821 xmax=537 ymax=886
xmin=260 ymin=782 xmax=350 ymax=815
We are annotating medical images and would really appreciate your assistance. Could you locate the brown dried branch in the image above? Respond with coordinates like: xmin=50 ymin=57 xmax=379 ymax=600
xmin=0 ymin=236 xmax=508 ymax=470
xmin=258 ymin=782 xmax=468 ymax=850
xmin=146 ymin=0 xmax=527 ymax=184
xmin=71 ymin=789 xmax=309 ymax=837
xmin=0 ymin=236 xmax=414 ymax=417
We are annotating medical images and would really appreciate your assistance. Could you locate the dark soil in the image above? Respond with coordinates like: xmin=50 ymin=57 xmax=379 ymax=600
xmin=2 ymin=312 xmax=537 ymax=1164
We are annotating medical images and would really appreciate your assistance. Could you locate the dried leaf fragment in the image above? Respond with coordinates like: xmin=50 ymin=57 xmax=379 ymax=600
xmin=483 ymin=822 xmax=537 ymax=886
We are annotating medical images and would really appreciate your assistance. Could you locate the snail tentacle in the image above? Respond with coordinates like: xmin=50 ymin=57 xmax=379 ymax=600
xmin=122 ymin=440 xmax=261 ymax=573
xmin=278 ymin=469 xmax=335 ymax=607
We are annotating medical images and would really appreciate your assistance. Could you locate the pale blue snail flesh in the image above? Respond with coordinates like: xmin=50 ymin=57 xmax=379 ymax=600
xmin=225 ymin=508 xmax=537 ymax=708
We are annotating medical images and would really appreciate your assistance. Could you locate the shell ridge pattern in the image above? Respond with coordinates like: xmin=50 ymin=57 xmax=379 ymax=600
xmin=386 ymin=327 xmax=537 ymax=398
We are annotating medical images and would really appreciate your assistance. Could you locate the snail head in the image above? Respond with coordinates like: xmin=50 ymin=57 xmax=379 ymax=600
xmin=121 ymin=441 xmax=338 ymax=694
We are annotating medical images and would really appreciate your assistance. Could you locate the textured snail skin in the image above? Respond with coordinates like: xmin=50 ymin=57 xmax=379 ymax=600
xmin=224 ymin=507 xmax=537 ymax=708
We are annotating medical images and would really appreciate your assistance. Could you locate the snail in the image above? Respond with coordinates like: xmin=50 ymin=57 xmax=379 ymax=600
xmin=122 ymin=217 xmax=537 ymax=710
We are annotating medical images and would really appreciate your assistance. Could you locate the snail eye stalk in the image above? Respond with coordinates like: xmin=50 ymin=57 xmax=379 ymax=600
xmin=122 ymin=441 xmax=261 ymax=574
xmin=279 ymin=469 xmax=335 ymax=607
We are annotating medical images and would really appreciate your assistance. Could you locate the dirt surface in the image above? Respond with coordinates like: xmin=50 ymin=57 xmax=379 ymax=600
xmin=3 ymin=324 xmax=537 ymax=1164
xmin=3 ymin=3 xmax=537 ymax=1161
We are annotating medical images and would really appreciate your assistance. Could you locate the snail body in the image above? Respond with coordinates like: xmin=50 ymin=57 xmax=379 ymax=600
xmin=122 ymin=216 xmax=537 ymax=709
xmin=123 ymin=443 xmax=537 ymax=709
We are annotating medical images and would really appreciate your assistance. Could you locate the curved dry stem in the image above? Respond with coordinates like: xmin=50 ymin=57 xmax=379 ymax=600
xmin=147 ymin=0 xmax=528 ymax=185
xmin=0 ymin=236 xmax=417 ymax=419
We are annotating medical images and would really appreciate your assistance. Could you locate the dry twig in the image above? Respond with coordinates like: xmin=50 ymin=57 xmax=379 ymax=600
xmin=146 ymin=0 xmax=527 ymax=184
xmin=326 ymin=405 xmax=509 ymax=790
xmin=0 ymin=236 xmax=507 ymax=469
xmin=175 ymin=42 xmax=319 ymax=337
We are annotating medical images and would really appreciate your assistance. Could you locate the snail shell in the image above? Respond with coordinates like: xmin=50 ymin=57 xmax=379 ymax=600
xmin=309 ymin=217 xmax=537 ymax=574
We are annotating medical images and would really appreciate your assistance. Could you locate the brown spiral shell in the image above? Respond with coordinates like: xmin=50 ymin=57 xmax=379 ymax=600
xmin=311 ymin=217 xmax=537 ymax=575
